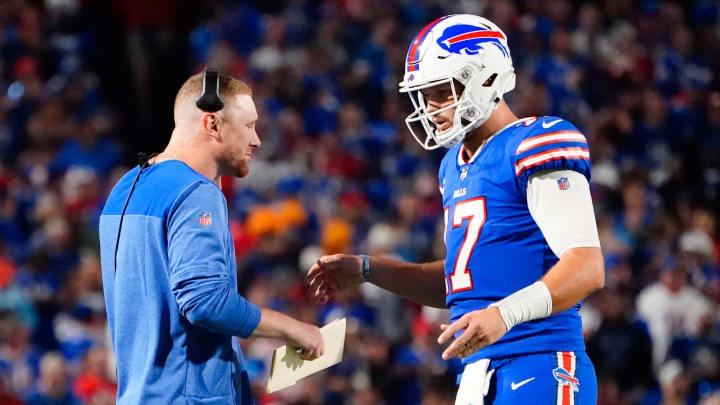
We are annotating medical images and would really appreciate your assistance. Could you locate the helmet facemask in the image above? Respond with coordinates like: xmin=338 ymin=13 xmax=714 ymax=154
xmin=401 ymin=60 xmax=516 ymax=151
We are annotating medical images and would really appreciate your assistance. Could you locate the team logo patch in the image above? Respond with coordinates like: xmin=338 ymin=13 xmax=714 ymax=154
xmin=436 ymin=24 xmax=509 ymax=58
xmin=199 ymin=211 xmax=212 ymax=226
xmin=557 ymin=177 xmax=570 ymax=190
xmin=553 ymin=367 xmax=579 ymax=392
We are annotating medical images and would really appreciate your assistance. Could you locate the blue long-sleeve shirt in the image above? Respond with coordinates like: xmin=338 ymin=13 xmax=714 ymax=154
xmin=99 ymin=160 xmax=261 ymax=405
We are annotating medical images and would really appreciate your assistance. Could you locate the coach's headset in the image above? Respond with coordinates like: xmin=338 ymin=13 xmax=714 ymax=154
xmin=113 ymin=68 xmax=225 ymax=273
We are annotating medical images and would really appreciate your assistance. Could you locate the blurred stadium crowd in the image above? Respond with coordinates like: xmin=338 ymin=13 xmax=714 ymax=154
xmin=0 ymin=0 xmax=719 ymax=404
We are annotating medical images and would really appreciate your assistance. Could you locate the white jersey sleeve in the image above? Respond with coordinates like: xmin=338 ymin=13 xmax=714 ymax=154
xmin=526 ymin=170 xmax=600 ymax=258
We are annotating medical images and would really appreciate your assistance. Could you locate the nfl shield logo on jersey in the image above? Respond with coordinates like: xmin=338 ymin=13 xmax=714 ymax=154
xmin=557 ymin=177 xmax=570 ymax=190
xmin=199 ymin=211 xmax=212 ymax=226
xmin=460 ymin=166 xmax=469 ymax=182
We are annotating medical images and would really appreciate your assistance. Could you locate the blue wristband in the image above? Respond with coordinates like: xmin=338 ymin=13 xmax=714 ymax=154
xmin=359 ymin=255 xmax=370 ymax=282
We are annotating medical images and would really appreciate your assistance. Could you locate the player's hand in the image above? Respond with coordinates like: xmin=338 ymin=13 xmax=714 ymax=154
xmin=304 ymin=254 xmax=365 ymax=305
xmin=283 ymin=319 xmax=325 ymax=361
xmin=437 ymin=306 xmax=508 ymax=360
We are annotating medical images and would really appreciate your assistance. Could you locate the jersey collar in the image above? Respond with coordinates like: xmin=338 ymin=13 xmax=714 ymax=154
xmin=457 ymin=117 xmax=529 ymax=166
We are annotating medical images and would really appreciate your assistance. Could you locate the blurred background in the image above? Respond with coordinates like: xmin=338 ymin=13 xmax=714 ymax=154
xmin=0 ymin=0 xmax=719 ymax=404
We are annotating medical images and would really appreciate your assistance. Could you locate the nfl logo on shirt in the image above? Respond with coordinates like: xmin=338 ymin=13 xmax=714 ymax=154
xmin=557 ymin=177 xmax=570 ymax=190
xmin=199 ymin=211 xmax=212 ymax=226
xmin=460 ymin=166 xmax=469 ymax=182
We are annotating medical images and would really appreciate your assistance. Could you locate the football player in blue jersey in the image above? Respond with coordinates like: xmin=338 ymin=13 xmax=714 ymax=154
xmin=306 ymin=14 xmax=604 ymax=405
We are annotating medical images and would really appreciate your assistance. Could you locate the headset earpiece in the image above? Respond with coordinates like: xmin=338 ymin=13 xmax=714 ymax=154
xmin=196 ymin=67 xmax=224 ymax=112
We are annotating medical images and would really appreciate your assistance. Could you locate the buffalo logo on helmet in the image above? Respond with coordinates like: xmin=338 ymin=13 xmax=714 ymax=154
xmin=436 ymin=23 xmax=509 ymax=58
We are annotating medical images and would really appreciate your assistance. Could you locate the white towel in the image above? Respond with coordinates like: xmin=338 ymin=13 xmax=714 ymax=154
xmin=455 ymin=358 xmax=495 ymax=405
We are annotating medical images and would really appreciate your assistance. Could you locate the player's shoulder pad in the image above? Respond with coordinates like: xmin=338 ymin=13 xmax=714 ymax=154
xmin=509 ymin=117 xmax=591 ymax=195
xmin=512 ymin=116 xmax=589 ymax=178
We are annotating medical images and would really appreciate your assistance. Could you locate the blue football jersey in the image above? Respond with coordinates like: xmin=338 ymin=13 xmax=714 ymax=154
xmin=439 ymin=116 xmax=592 ymax=363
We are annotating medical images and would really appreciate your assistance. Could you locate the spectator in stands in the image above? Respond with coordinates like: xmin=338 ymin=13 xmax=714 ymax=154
xmin=71 ymin=346 xmax=116 ymax=405
xmin=636 ymin=264 xmax=714 ymax=369
xmin=588 ymin=289 xmax=654 ymax=397
xmin=25 ymin=351 xmax=80 ymax=405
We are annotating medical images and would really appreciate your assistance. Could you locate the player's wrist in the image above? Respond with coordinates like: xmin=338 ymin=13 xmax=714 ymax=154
xmin=358 ymin=254 xmax=370 ymax=282
xmin=489 ymin=281 xmax=552 ymax=331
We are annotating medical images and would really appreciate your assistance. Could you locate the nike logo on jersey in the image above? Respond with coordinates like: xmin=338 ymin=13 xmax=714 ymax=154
xmin=541 ymin=119 xmax=562 ymax=128
xmin=510 ymin=377 xmax=535 ymax=390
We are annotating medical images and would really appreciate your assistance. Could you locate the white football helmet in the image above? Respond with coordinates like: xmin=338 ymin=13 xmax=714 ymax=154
xmin=399 ymin=14 xmax=516 ymax=150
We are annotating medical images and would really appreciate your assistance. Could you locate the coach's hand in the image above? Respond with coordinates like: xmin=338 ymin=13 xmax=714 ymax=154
xmin=437 ymin=307 xmax=508 ymax=360
xmin=284 ymin=319 xmax=325 ymax=361
xmin=305 ymin=254 xmax=365 ymax=305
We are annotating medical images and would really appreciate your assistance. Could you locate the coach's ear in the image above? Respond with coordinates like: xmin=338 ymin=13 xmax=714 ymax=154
xmin=201 ymin=112 xmax=222 ymax=140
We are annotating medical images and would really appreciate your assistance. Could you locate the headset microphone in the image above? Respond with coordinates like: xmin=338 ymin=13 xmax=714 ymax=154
xmin=195 ymin=67 xmax=224 ymax=112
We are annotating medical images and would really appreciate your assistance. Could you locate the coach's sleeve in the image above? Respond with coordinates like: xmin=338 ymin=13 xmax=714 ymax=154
xmin=167 ymin=182 xmax=260 ymax=338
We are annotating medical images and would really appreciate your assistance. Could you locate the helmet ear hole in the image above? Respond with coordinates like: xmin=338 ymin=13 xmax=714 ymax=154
xmin=482 ymin=73 xmax=498 ymax=87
